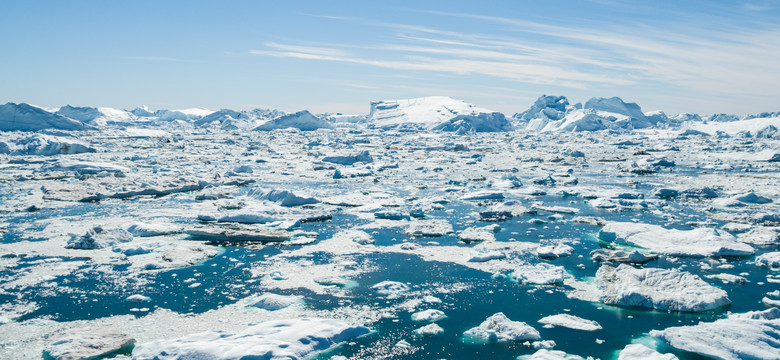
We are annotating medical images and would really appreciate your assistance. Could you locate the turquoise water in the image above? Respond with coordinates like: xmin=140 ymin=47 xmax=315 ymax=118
xmin=7 ymin=190 xmax=779 ymax=359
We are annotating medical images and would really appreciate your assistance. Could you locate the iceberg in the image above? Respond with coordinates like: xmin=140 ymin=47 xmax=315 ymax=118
xmin=463 ymin=313 xmax=540 ymax=342
xmin=596 ymin=264 xmax=731 ymax=312
xmin=538 ymin=314 xmax=602 ymax=331
xmin=367 ymin=96 xmax=512 ymax=132
xmin=0 ymin=102 xmax=93 ymax=132
xmin=132 ymin=318 xmax=370 ymax=360
xmin=44 ymin=327 xmax=135 ymax=360
xmin=597 ymin=222 xmax=754 ymax=257
xmin=650 ymin=309 xmax=780 ymax=360
xmin=253 ymin=110 xmax=332 ymax=131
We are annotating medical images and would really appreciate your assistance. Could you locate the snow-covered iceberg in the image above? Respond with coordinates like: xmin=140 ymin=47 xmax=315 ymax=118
xmin=597 ymin=222 xmax=754 ymax=257
xmin=463 ymin=313 xmax=540 ymax=342
xmin=367 ymin=96 xmax=512 ymax=132
xmin=0 ymin=102 xmax=93 ymax=132
xmin=650 ymin=308 xmax=780 ymax=360
xmin=253 ymin=110 xmax=332 ymax=131
xmin=596 ymin=264 xmax=731 ymax=312
xmin=131 ymin=318 xmax=370 ymax=360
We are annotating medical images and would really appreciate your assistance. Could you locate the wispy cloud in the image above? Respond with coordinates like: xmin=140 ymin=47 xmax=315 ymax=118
xmin=251 ymin=10 xmax=780 ymax=107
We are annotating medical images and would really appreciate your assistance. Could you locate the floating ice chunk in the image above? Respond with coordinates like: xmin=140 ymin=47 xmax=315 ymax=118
xmin=517 ymin=349 xmax=586 ymax=359
xmin=331 ymin=229 xmax=374 ymax=245
xmin=756 ymin=251 xmax=780 ymax=267
xmin=44 ymin=159 xmax=130 ymax=174
xmin=597 ymin=222 xmax=754 ymax=257
xmin=650 ymin=311 xmax=780 ymax=360
xmin=132 ymin=318 xmax=370 ymax=360
xmin=589 ymin=249 xmax=658 ymax=264
xmin=538 ymin=314 xmax=602 ymax=331
xmin=322 ymin=150 xmax=373 ymax=165
xmin=714 ymin=191 xmax=773 ymax=207
xmin=126 ymin=222 xmax=181 ymax=237
xmin=458 ymin=225 xmax=498 ymax=243
xmin=243 ymin=188 xmax=319 ymax=207
xmin=511 ymin=263 xmax=566 ymax=285
xmin=468 ymin=248 xmax=506 ymax=262
xmin=411 ymin=309 xmax=446 ymax=322
xmin=249 ymin=293 xmax=303 ymax=311
xmin=463 ymin=312 xmax=540 ymax=342
xmin=66 ymin=227 xmax=132 ymax=250
xmin=43 ymin=327 xmax=135 ymax=360
xmin=185 ymin=224 xmax=290 ymax=242
xmin=705 ymin=273 xmax=746 ymax=284
xmin=414 ymin=323 xmax=444 ymax=337
xmin=313 ymin=276 xmax=350 ymax=287
xmin=617 ymin=344 xmax=678 ymax=360
xmin=216 ymin=213 xmax=279 ymax=224
xmin=537 ymin=244 xmax=573 ymax=259
xmin=406 ymin=219 xmax=453 ymax=237
xmin=596 ymin=264 xmax=731 ymax=312
xmin=460 ymin=191 xmax=504 ymax=201
xmin=372 ymin=281 xmax=410 ymax=294
xmin=126 ymin=294 xmax=151 ymax=302
xmin=737 ymin=227 xmax=780 ymax=245
xmin=253 ymin=110 xmax=332 ymax=131
xmin=12 ymin=134 xmax=96 ymax=155
xmin=729 ymin=307 xmax=780 ymax=320
xmin=532 ymin=204 xmax=578 ymax=214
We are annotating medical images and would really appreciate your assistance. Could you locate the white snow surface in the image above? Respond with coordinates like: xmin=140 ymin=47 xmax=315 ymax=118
xmin=131 ymin=318 xmax=370 ymax=360
xmin=596 ymin=264 xmax=731 ymax=312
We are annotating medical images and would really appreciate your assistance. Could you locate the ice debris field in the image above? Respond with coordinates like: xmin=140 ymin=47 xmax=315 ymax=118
xmin=1 ymin=95 xmax=779 ymax=360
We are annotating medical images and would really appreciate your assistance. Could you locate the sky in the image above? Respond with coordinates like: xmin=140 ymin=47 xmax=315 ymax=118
xmin=1 ymin=0 xmax=779 ymax=116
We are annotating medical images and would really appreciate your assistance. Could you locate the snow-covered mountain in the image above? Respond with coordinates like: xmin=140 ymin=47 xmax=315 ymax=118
xmin=367 ymin=96 xmax=512 ymax=132
xmin=0 ymin=102 xmax=94 ymax=132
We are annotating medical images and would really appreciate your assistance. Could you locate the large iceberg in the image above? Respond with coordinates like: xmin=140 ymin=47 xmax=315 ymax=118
xmin=367 ymin=96 xmax=512 ymax=132
xmin=253 ymin=110 xmax=332 ymax=131
xmin=596 ymin=264 xmax=731 ymax=312
xmin=0 ymin=102 xmax=93 ymax=132
xmin=11 ymin=134 xmax=96 ymax=155
xmin=650 ymin=309 xmax=780 ymax=360
xmin=56 ymin=105 xmax=136 ymax=126
xmin=132 ymin=318 xmax=370 ymax=360
xmin=523 ymin=96 xmax=653 ymax=132
xmin=597 ymin=222 xmax=754 ymax=257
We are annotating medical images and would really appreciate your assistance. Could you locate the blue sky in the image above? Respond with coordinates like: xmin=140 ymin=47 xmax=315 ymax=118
xmin=1 ymin=0 xmax=779 ymax=116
